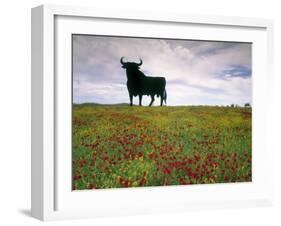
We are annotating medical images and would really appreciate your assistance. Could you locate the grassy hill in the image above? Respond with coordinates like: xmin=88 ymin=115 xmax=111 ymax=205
xmin=72 ymin=105 xmax=252 ymax=190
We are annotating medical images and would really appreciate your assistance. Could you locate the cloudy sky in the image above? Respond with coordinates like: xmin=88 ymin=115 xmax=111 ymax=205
xmin=73 ymin=35 xmax=252 ymax=106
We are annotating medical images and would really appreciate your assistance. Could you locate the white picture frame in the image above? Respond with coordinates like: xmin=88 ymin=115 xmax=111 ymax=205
xmin=31 ymin=4 xmax=274 ymax=221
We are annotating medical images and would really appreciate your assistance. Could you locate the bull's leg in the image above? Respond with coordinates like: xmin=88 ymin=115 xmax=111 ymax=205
xmin=129 ymin=94 xmax=133 ymax=106
xmin=160 ymin=94 xmax=164 ymax=106
xmin=149 ymin=95 xmax=155 ymax=107
xmin=139 ymin=95 xmax=142 ymax=106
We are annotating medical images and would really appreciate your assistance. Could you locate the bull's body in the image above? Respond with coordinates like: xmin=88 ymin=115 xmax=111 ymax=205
xmin=121 ymin=57 xmax=167 ymax=106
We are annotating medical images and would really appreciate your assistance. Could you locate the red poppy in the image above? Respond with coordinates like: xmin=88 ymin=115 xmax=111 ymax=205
xmin=148 ymin=153 xmax=154 ymax=160
xmin=88 ymin=183 xmax=96 ymax=189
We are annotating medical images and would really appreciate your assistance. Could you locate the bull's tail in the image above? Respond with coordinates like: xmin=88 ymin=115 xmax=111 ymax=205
xmin=163 ymin=89 xmax=167 ymax=104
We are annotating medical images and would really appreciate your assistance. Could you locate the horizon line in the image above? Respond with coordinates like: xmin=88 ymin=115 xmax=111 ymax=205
xmin=72 ymin=102 xmax=251 ymax=107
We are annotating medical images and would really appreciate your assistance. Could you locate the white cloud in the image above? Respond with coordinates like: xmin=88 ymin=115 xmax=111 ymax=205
xmin=73 ymin=35 xmax=252 ymax=106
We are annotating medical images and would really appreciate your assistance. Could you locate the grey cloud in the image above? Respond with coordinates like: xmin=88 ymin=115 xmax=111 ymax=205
xmin=73 ymin=35 xmax=252 ymax=106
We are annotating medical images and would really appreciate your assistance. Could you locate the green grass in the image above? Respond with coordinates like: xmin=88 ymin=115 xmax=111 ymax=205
xmin=72 ymin=105 xmax=252 ymax=190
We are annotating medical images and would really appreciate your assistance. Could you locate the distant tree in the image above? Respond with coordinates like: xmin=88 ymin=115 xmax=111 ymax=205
xmin=244 ymin=103 xmax=251 ymax=108
xmin=231 ymin=104 xmax=235 ymax=108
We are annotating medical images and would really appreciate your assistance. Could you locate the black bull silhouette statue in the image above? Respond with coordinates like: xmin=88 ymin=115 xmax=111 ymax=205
xmin=120 ymin=57 xmax=167 ymax=106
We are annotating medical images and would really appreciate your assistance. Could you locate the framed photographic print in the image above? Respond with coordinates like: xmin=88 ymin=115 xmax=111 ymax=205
xmin=31 ymin=4 xmax=274 ymax=221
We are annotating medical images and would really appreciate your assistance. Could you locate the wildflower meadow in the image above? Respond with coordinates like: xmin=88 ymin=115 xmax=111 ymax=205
xmin=72 ymin=104 xmax=251 ymax=190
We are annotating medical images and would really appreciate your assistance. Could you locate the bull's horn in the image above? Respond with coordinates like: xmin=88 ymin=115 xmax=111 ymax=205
xmin=137 ymin=58 xmax=143 ymax=66
xmin=120 ymin=57 xmax=125 ymax=65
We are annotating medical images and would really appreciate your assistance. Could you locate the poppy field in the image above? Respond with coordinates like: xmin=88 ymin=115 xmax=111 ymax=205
xmin=72 ymin=104 xmax=251 ymax=190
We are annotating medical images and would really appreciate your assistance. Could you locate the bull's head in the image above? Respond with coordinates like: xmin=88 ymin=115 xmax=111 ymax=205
xmin=120 ymin=57 xmax=143 ymax=70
